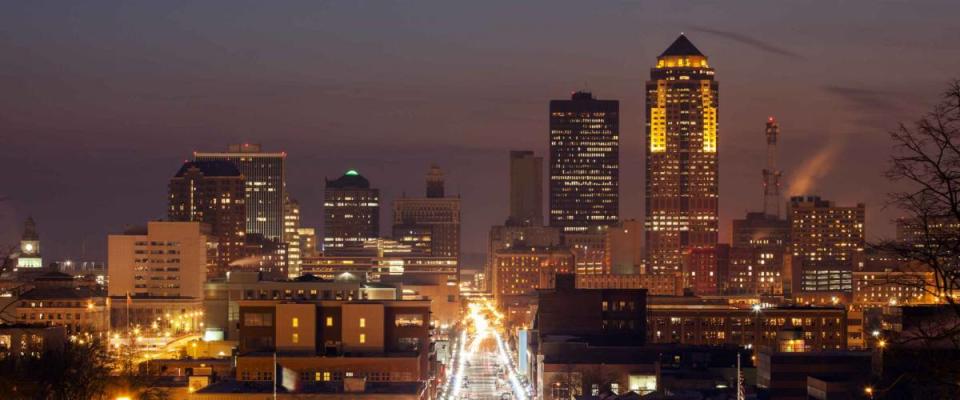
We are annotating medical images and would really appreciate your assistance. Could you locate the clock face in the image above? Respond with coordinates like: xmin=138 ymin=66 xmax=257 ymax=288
xmin=22 ymin=242 xmax=35 ymax=254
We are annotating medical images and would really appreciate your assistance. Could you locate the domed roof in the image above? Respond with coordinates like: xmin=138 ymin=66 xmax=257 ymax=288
xmin=326 ymin=169 xmax=371 ymax=189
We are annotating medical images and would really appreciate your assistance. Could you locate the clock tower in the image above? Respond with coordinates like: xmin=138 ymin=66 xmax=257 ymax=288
xmin=17 ymin=217 xmax=42 ymax=269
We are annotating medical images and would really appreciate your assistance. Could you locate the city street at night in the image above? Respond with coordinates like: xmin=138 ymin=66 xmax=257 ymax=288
xmin=442 ymin=300 xmax=530 ymax=400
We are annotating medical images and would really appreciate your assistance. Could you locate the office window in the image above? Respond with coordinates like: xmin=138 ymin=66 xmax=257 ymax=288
xmin=292 ymin=317 xmax=299 ymax=328
xmin=243 ymin=312 xmax=272 ymax=327
xmin=326 ymin=316 xmax=333 ymax=327
xmin=291 ymin=333 xmax=299 ymax=344
xmin=359 ymin=333 xmax=366 ymax=344
xmin=359 ymin=318 xmax=366 ymax=328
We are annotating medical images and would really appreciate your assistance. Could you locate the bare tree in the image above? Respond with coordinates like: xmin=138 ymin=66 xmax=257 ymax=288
xmin=874 ymin=80 xmax=960 ymax=397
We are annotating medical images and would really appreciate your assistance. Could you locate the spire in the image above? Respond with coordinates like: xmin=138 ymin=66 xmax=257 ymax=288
xmin=659 ymin=34 xmax=704 ymax=57
xmin=23 ymin=217 xmax=38 ymax=241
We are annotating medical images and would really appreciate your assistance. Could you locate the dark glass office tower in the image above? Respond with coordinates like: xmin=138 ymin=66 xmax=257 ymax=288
xmin=168 ymin=160 xmax=246 ymax=278
xmin=324 ymin=169 xmax=380 ymax=254
xmin=548 ymin=91 xmax=619 ymax=233
xmin=194 ymin=143 xmax=286 ymax=241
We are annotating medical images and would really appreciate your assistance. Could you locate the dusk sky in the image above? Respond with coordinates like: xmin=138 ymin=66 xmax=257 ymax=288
xmin=2 ymin=1 xmax=959 ymax=264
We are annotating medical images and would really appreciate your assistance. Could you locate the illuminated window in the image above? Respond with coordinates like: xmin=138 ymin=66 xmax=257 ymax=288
xmin=292 ymin=317 xmax=299 ymax=328
xmin=359 ymin=318 xmax=366 ymax=328
xmin=359 ymin=334 xmax=366 ymax=344
xmin=323 ymin=371 xmax=331 ymax=381
xmin=326 ymin=316 xmax=333 ymax=327
xmin=291 ymin=333 xmax=299 ymax=343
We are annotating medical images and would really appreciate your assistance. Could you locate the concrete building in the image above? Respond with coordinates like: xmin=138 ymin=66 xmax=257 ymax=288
xmin=194 ymin=143 xmax=287 ymax=241
xmin=645 ymin=34 xmax=719 ymax=275
xmin=203 ymin=271 xmax=396 ymax=341
xmin=565 ymin=228 xmax=608 ymax=275
xmin=492 ymin=243 xmax=574 ymax=306
xmin=508 ymin=150 xmax=544 ymax=227
xmin=324 ymin=170 xmax=380 ymax=254
xmin=757 ymin=349 xmax=871 ymax=400
xmin=728 ymin=212 xmax=790 ymax=296
xmin=392 ymin=165 xmax=461 ymax=263
xmin=109 ymin=296 xmax=204 ymax=336
xmin=13 ymin=272 xmax=109 ymax=334
xmin=487 ymin=225 xmax=561 ymax=293
xmin=647 ymin=299 xmax=848 ymax=351
xmin=533 ymin=275 xmax=654 ymax=398
xmin=681 ymin=247 xmax=720 ymax=295
xmin=284 ymin=198 xmax=302 ymax=279
xmin=575 ymin=273 xmax=682 ymax=296
xmin=787 ymin=196 xmax=865 ymax=294
xmin=549 ymin=91 xmax=619 ymax=233
xmin=108 ymin=221 xmax=213 ymax=299
xmin=298 ymin=227 xmax=319 ymax=258
xmin=234 ymin=298 xmax=432 ymax=385
xmin=605 ymin=220 xmax=643 ymax=274
xmin=168 ymin=160 xmax=246 ymax=278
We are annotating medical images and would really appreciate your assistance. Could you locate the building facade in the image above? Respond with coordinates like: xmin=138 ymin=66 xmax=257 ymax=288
xmin=509 ymin=150 xmax=544 ymax=227
xmin=392 ymin=165 xmax=461 ymax=261
xmin=492 ymin=244 xmax=574 ymax=305
xmin=324 ymin=170 xmax=380 ymax=254
xmin=549 ymin=91 xmax=619 ymax=233
xmin=108 ymin=221 xmax=212 ymax=299
xmin=645 ymin=34 xmax=719 ymax=274
xmin=194 ymin=143 xmax=287 ymax=241
xmin=787 ymin=196 xmax=865 ymax=294
xmin=168 ymin=160 xmax=246 ymax=278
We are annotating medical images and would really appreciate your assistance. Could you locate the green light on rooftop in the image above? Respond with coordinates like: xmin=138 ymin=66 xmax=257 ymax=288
xmin=345 ymin=169 xmax=360 ymax=176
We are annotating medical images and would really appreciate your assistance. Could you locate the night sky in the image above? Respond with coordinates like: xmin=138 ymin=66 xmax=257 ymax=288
xmin=2 ymin=1 xmax=959 ymax=265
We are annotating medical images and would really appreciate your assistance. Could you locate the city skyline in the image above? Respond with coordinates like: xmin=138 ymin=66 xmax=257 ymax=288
xmin=2 ymin=1 xmax=959 ymax=263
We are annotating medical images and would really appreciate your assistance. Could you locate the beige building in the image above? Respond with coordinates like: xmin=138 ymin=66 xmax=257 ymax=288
xmin=108 ymin=221 xmax=213 ymax=299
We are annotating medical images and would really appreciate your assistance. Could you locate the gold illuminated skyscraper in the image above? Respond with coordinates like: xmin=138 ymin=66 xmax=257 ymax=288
xmin=645 ymin=34 xmax=719 ymax=273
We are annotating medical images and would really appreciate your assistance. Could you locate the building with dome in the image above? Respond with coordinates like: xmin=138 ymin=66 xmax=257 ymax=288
xmin=323 ymin=170 xmax=380 ymax=255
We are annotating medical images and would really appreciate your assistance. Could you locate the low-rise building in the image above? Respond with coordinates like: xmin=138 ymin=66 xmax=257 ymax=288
xmin=233 ymin=298 xmax=432 ymax=385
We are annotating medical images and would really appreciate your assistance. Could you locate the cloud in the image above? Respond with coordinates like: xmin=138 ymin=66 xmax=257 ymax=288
xmin=822 ymin=85 xmax=904 ymax=115
xmin=691 ymin=26 xmax=803 ymax=59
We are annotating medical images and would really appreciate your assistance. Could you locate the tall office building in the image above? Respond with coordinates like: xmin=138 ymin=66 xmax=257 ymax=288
xmin=508 ymin=151 xmax=543 ymax=227
xmin=729 ymin=212 xmax=790 ymax=295
xmin=645 ymin=34 xmax=719 ymax=274
xmin=392 ymin=165 xmax=461 ymax=260
xmin=324 ymin=170 xmax=380 ymax=254
xmin=108 ymin=221 xmax=212 ymax=299
xmin=194 ymin=143 xmax=286 ymax=241
xmin=787 ymin=196 xmax=865 ymax=293
xmin=168 ymin=160 xmax=246 ymax=278
xmin=549 ymin=91 xmax=619 ymax=233
xmin=284 ymin=198 xmax=302 ymax=278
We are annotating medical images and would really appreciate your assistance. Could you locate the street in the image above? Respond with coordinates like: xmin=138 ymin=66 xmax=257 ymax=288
xmin=442 ymin=300 xmax=531 ymax=400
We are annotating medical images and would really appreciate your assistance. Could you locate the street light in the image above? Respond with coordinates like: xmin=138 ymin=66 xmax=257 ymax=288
xmin=864 ymin=386 xmax=874 ymax=399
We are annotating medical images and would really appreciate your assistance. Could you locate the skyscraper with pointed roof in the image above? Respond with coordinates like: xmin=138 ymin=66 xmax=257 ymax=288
xmin=645 ymin=34 xmax=720 ymax=274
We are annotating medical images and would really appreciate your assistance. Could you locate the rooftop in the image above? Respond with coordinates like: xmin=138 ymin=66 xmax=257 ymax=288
xmin=174 ymin=160 xmax=242 ymax=178
xmin=659 ymin=34 xmax=704 ymax=57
